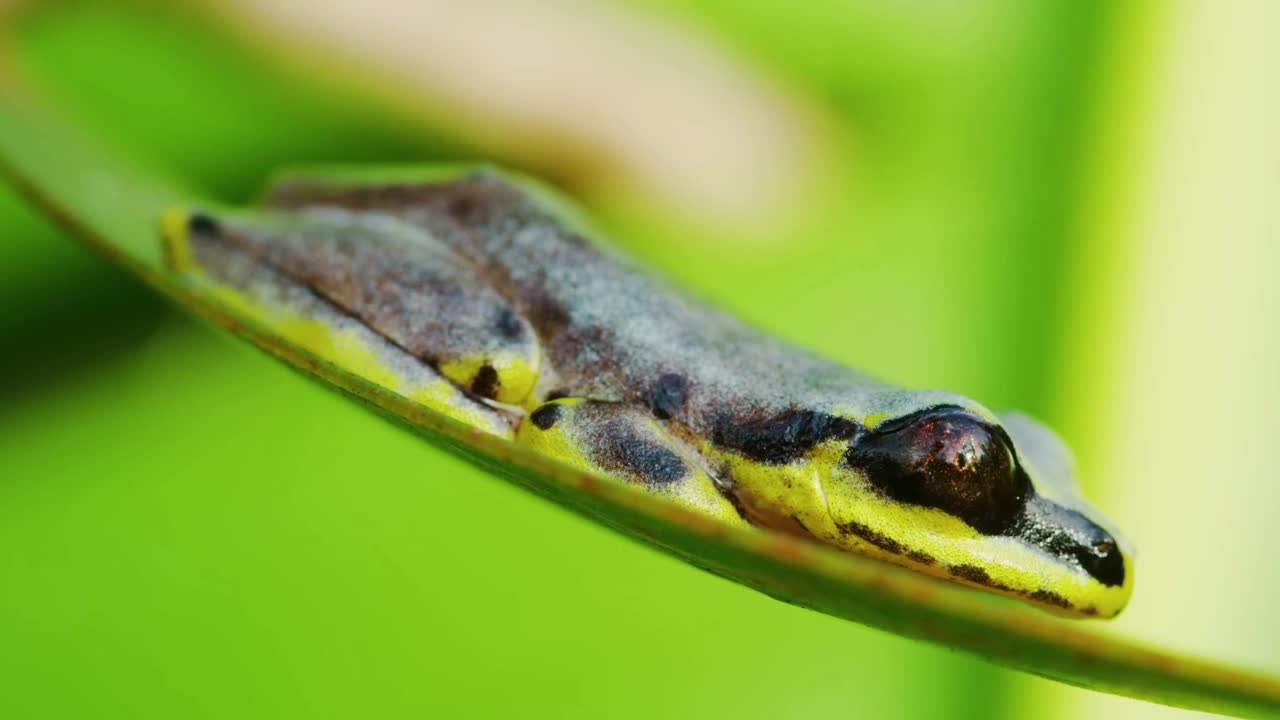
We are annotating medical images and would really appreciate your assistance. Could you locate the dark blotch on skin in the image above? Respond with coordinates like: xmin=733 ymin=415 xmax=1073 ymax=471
xmin=648 ymin=373 xmax=689 ymax=420
xmin=714 ymin=409 xmax=861 ymax=465
xmin=524 ymin=291 xmax=573 ymax=339
xmin=845 ymin=405 xmax=1029 ymax=535
xmin=446 ymin=189 xmax=483 ymax=224
xmin=1029 ymin=589 xmax=1072 ymax=609
xmin=948 ymin=564 xmax=996 ymax=587
xmin=593 ymin=423 xmax=688 ymax=487
xmin=530 ymin=403 xmax=563 ymax=430
xmin=545 ymin=389 xmax=570 ymax=402
xmin=470 ymin=364 xmax=500 ymax=398
xmin=906 ymin=549 xmax=936 ymax=566
xmin=188 ymin=213 xmax=220 ymax=237
xmin=495 ymin=308 xmax=525 ymax=339
xmin=571 ymin=404 xmax=690 ymax=487
xmin=838 ymin=521 xmax=902 ymax=555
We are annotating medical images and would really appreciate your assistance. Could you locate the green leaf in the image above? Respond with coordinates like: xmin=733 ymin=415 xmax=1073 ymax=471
xmin=2 ymin=92 xmax=1278 ymax=719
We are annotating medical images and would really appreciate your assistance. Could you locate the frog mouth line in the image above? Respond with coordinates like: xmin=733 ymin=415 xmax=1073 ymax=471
xmin=831 ymin=516 xmax=1100 ymax=616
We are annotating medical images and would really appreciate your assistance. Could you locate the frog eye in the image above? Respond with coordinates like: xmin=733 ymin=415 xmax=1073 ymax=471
xmin=845 ymin=406 xmax=1030 ymax=534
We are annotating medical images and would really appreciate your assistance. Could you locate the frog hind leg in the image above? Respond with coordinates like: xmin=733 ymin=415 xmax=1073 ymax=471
xmin=160 ymin=206 xmax=516 ymax=439
xmin=168 ymin=205 xmax=541 ymax=407
xmin=516 ymin=398 xmax=746 ymax=525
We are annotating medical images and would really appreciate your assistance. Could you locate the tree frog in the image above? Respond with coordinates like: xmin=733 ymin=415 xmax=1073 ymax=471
xmin=160 ymin=167 xmax=1133 ymax=618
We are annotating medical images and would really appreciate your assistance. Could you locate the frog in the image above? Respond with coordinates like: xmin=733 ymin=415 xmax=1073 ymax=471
xmin=160 ymin=166 xmax=1133 ymax=618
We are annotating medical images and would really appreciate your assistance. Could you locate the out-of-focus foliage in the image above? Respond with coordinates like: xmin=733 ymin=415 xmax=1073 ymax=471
xmin=0 ymin=2 xmax=1276 ymax=719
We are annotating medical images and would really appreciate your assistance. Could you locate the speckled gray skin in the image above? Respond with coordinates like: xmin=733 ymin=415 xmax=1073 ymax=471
xmin=265 ymin=171 xmax=980 ymax=442
xmin=187 ymin=169 xmax=1128 ymax=599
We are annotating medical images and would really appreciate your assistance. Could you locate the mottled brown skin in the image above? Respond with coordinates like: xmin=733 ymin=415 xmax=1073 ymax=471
xmin=252 ymin=171 xmax=1127 ymax=601
xmin=207 ymin=207 xmax=538 ymax=402
xmin=179 ymin=211 xmax=510 ymax=432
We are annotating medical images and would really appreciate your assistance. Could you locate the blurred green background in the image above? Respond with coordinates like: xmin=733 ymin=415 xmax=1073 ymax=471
xmin=0 ymin=1 xmax=1275 ymax=718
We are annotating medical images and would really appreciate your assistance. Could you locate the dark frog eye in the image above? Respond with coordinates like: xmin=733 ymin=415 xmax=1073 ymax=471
xmin=845 ymin=406 xmax=1030 ymax=534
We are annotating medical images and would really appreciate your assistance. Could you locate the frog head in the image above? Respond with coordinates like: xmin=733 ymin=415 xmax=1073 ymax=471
xmin=818 ymin=395 xmax=1134 ymax=617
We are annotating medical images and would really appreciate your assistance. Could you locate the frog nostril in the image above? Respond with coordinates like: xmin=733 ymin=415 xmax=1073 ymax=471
xmin=1075 ymin=538 xmax=1125 ymax=587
